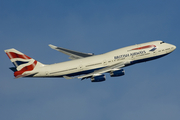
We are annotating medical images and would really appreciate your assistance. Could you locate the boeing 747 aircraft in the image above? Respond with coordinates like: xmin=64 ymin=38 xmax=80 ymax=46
xmin=4 ymin=41 xmax=176 ymax=82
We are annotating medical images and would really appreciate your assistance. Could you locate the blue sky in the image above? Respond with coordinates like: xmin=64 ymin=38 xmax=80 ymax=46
xmin=0 ymin=0 xmax=180 ymax=120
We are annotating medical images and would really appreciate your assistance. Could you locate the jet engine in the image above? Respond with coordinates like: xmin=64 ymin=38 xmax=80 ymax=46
xmin=110 ymin=69 xmax=125 ymax=77
xmin=91 ymin=74 xmax=106 ymax=82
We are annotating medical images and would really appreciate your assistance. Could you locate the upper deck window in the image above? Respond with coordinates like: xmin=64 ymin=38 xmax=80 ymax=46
xmin=160 ymin=41 xmax=165 ymax=44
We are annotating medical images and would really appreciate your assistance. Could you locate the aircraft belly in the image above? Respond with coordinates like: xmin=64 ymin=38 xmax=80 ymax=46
xmin=130 ymin=53 xmax=169 ymax=65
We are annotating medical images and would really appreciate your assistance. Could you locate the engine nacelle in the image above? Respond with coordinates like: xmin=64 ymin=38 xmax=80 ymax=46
xmin=110 ymin=69 xmax=125 ymax=77
xmin=91 ymin=74 xmax=106 ymax=82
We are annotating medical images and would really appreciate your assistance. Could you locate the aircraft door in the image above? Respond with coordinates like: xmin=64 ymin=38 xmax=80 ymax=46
xmin=131 ymin=44 xmax=139 ymax=60
xmin=131 ymin=54 xmax=138 ymax=60
xmin=103 ymin=60 xmax=107 ymax=66
xmin=151 ymin=47 xmax=157 ymax=56
xmin=153 ymin=51 xmax=156 ymax=56
xmin=78 ymin=64 xmax=83 ymax=71
xmin=45 ymin=71 xmax=49 ymax=76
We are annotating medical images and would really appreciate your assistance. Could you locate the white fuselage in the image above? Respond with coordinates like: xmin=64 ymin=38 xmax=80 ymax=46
xmin=33 ymin=41 xmax=176 ymax=77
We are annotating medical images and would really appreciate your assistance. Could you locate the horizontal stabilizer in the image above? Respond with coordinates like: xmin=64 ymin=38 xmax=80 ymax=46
xmin=9 ymin=67 xmax=17 ymax=72
xmin=15 ymin=72 xmax=38 ymax=79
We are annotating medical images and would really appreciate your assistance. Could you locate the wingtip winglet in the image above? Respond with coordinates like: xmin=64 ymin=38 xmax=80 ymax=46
xmin=49 ymin=44 xmax=57 ymax=49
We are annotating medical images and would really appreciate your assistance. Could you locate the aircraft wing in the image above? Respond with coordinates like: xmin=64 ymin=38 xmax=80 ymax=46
xmin=77 ymin=61 xmax=130 ymax=80
xmin=49 ymin=44 xmax=94 ymax=60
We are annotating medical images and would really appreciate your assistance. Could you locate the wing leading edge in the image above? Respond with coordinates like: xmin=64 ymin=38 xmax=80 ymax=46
xmin=49 ymin=44 xmax=94 ymax=60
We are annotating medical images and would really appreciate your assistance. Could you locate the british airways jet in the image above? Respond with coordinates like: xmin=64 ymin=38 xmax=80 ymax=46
xmin=4 ymin=41 xmax=176 ymax=82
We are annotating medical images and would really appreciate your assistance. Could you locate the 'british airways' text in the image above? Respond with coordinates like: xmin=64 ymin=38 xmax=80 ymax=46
xmin=114 ymin=50 xmax=146 ymax=59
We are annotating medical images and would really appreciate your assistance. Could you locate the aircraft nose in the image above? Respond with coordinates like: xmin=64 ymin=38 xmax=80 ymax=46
xmin=172 ymin=45 xmax=176 ymax=50
xmin=171 ymin=44 xmax=176 ymax=51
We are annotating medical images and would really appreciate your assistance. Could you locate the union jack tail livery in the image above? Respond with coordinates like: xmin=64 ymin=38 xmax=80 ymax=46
xmin=4 ymin=48 xmax=45 ymax=78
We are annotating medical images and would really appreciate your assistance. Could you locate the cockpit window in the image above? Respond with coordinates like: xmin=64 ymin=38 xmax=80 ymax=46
xmin=160 ymin=41 xmax=165 ymax=44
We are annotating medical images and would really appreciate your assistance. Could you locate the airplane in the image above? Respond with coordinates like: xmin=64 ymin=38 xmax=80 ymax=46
xmin=4 ymin=40 xmax=176 ymax=82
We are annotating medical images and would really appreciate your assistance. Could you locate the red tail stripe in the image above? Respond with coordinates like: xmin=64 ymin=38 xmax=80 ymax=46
xmin=6 ymin=52 xmax=31 ymax=59
xmin=132 ymin=45 xmax=156 ymax=50
xmin=14 ymin=60 xmax=37 ymax=77
xmin=14 ymin=71 xmax=25 ymax=77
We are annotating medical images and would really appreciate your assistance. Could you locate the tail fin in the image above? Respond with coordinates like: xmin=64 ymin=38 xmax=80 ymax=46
xmin=4 ymin=48 xmax=45 ymax=78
